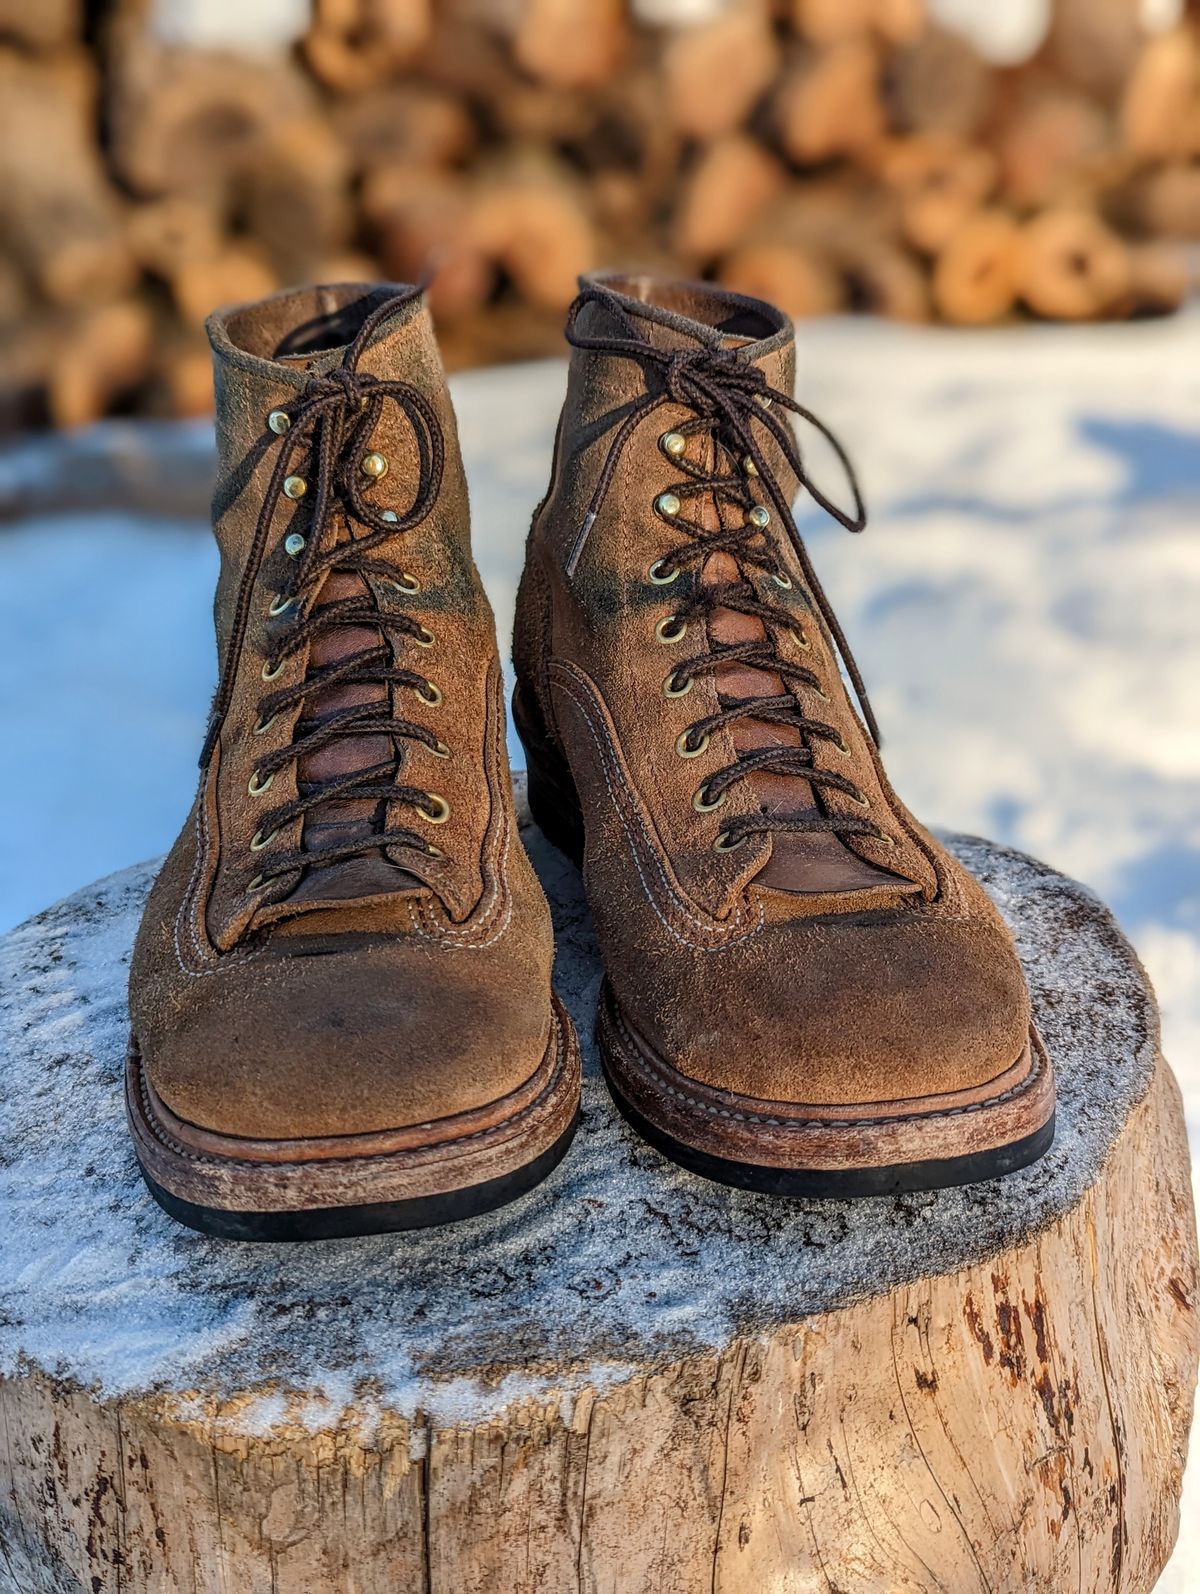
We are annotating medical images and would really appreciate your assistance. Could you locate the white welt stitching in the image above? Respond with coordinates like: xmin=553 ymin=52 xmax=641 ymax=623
xmin=172 ymin=774 xmax=266 ymax=979
xmin=408 ymin=811 xmax=515 ymax=949
xmin=133 ymin=1009 xmax=570 ymax=1170
xmin=608 ymin=1000 xmax=1048 ymax=1129
xmin=549 ymin=662 xmax=763 ymax=951
xmin=410 ymin=671 xmax=516 ymax=949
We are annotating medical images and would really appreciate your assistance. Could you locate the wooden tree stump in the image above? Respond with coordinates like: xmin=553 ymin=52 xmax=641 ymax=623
xmin=0 ymin=785 xmax=1196 ymax=1593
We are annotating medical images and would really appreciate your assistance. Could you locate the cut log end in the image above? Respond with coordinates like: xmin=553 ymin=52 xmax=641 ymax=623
xmin=933 ymin=208 xmax=1019 ymax=324
xmin=1017 ymin=207 xmax=1133 ymax=320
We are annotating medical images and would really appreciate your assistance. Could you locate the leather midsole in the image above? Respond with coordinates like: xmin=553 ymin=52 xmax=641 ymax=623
xmin=127 ymin=996 xmax=581 ymax=1211
xmin=600 ymin=987 xmax=1055 ymax=1171
xmin=137 ymin=1013 xmax=561 ymax=1165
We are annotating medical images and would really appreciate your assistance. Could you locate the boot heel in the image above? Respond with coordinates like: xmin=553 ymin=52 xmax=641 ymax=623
xmin=512 ymin=683 xmax=585 ymax=868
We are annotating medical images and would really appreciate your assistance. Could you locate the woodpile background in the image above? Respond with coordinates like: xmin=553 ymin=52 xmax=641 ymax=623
xmin=1 ymin=0 xmax=1198 ymax=431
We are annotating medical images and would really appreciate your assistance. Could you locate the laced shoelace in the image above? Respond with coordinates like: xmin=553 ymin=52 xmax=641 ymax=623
xmin=201 ymin=290 xmax=453 ymax=891
xmin=564 ymin=286 xmax=889 ymax=855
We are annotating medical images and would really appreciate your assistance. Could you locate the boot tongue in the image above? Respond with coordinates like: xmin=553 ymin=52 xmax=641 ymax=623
xmin=705 ymin=547 xmax=908 ymax=897
xmin=273 ymin=342 xmax=422 ymax=904
xmin=613 ymin=305 xmax=910 ymax=897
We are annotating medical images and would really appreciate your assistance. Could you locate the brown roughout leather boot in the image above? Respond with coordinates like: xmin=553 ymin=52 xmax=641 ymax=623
xmin=513 ymin=272 xmax=1054 ymax=1197
xmin=127 ymin=282 xmax=580 ymax=1240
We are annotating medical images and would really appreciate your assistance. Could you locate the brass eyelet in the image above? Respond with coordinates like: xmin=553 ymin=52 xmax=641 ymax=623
xmin=772 ymin=569 xmax=793 ymax=590
xmin=656 ymin=615 xmax=687 ymax=644
xmin=676 ymin=729 xmax=710 ymax=759
xmin=254 ymin=713 xmax=277 ymax=735
xmin=261 ymin=658 xmax=285 ymax=682
xmin=431 ymin=740 xmax=451 ymax=758
xmin=659 ymin=431 xmax=687 ymax=459
xmin=655 ymin=492 xmax=682 ymax=519
xmin=663 ymin=670 xmax=693 ymax=699
xmin=247 ymin=873 xmax=268 ymax=892
xmin=424 ymin=843 xmax=444 ymax=858
xmin=268 ymin=593 xmax=296 ymax=618
xmin=412 ymin=625 xmax=436 ymax=648
xmin=248 ymin=770 xmax=274 ymax=796
xmin=714 ymin=830 xmax=748 ymax=852
xmin=250 ymin=827 xmax=278 ymax=852
xmin=267 ymin=409 xmax=291 ymax=436
xmin=648 ymin=559 xmax=680 ymax=586
xmin=692 ymin=784 xmax=726 ymax=813
xmin=812 ymin=684 xmax=829 ymax=702
xmin=746 ymin=505 xmax=770 ymax=530
xmin=792 ymin=627 xmax=810 ymax=650
xmin=872 ymin=830 xmax=897 ymax=849
xmin=387 ymin=572 xmax=420 ymax=594
xmin=834 ymin=735 xmax=851 ymax=758
xmin=416 ymin=680 xmax=442 ymax=707
xmin=417 ymin=792 xmax=450 ymax=825
xmin=850 ymin=790 xmax=870 ymax=809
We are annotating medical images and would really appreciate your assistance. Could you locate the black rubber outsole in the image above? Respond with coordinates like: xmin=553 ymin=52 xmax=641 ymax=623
xmin=602 ymin=1057 xmax=1056 ymax=1198
xmin=138 ymin=1111 xmax=581 ymax=1241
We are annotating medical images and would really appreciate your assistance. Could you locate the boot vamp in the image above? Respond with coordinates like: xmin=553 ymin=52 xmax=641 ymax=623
xmin=611 ymin=899 xmax=1031 ymax=1109
xmin=136 ymin=932 xmax=554 ymax=1142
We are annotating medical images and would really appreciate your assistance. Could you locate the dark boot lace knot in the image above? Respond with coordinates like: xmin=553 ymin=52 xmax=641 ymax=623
xmin=564 ymin=286 xmax=889 ymax=855
xmin=202 ymin=289 xmax=454 ymax=892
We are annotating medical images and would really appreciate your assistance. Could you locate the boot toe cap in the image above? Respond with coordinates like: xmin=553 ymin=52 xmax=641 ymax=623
xmin=635 ymin=913 xmax=1031 ymax=1109
xmin=136 ymin=940 xmax=554 ymax=1141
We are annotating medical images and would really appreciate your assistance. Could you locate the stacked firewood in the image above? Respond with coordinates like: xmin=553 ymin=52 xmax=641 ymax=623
xmin=1 ymin=0 xmax=1197 ymax=430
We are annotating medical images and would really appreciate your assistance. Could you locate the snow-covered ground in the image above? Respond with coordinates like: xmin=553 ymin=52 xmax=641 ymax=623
xmin=1 ymin=314 xmax=1197 ymax=1582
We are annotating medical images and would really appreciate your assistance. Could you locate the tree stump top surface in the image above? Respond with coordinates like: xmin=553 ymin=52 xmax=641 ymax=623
xmin=0 ymin=790 xmax=1159 ymax=1431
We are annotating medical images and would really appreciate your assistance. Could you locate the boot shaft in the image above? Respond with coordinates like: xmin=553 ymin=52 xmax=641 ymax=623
xmin=206 ymin=283 xmax=474 ymax=668
xmin=517 ymin=272 xmax=937 ymax=918
xmin=195 ymin=282 xmax=503 ymax=943
xmin=536 ymin=276 xmax=796 ymax=579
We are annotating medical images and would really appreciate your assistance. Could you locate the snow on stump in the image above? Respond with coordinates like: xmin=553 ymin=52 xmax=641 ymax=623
xmin=1 ymin=781 xmax=1196 ymax=1594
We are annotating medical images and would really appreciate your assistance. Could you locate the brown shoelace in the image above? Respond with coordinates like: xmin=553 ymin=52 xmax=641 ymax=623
xmin=202 ymin=291 xmax=452 ymax=887
xmin=564 ymin=285 xmax=886 ymax=853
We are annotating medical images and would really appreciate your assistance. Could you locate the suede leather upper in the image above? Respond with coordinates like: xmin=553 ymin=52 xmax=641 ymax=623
xmin=514 ymin=273 xmax=1032 ymax=1108
xmin=130 ymin=283 xmax=558 ymax=1142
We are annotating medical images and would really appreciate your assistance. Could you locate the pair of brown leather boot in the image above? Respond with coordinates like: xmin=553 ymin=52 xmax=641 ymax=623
xmin=127 ymin=274 xmax=1055 ymax=1240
